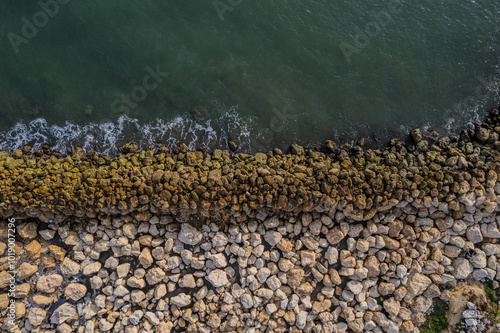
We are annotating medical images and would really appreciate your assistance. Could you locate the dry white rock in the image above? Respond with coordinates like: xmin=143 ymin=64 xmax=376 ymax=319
xmin=207 ymin=269 xmax=228 ymax=288
xmin=206 ymin=253 xmax=227 ymax=268
xmin=466 ymin=225 xmax=483 ymax=244
xmin=82 ymin=262 xmax=102 ymax=275
xmin=171 ymin=293 xmax=191 ymax=307
xmin=454 ymin=258 xmax=474 ymax=279
xmin=50 ymin=303 xmax=76 ymax=325
xmin=178 ymin=223 xmax=203 ymax=245
xmin=264 ymin=231 xmax=282 ymax=247
xmin=27 ymin=308 xmax=47 ymax=326
xmin=347 ymin=280 xmax=363 ymax=295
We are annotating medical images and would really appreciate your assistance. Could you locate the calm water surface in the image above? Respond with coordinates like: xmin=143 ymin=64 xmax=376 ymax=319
xmin=0 ymin=1 xmax=499 ymax=153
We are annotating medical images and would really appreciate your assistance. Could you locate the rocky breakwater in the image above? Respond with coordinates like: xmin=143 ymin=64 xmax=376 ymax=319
xmin=0 ymin=109 xmax=498 ymax=332
xmin=0 ymin=111 xmax=499 ymax=227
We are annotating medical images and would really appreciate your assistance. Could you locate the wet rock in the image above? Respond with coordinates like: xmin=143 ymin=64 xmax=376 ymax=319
xmin=290 ymin=144 xmax=304 ymax=155
xmin=476 ymin=127 xmax=490 ymax=142
xmin=119 ymin=141 xmax=139 ymax=154
xmin=228 ymin=141 xmax=239 ymax=152
xmin=255 ymin=152 xmax=267 ymax=164
xmin=410 ymin=128 xmax=423 ymax=143
xmin=324 ymin=140 xmax=337 ymax=152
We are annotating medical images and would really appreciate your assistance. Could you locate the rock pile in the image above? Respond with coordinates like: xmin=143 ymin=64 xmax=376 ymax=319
xmin=452 ymin=301 xmax=500 ymax=333
xmin=0 ymin=111 xmax=499 ymax=228
xmin=0 ymin=109 xmax=499 ymax=332
xmin=1 ymin=194 xmax=500 ymax=332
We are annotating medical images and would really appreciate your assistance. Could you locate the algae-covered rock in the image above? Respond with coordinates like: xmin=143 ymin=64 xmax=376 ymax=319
xmin=119 ymin=141 xmax=139 ymax=154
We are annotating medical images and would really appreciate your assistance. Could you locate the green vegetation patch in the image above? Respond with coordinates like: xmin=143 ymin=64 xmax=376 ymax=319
xmin=483 ymin=280 xmax=500 ymax=324
xmin=483 ymin=279 xmax=500 ymax=304
xmin=454 ymin=320 xmax=467 ymax=332
xmin=420 ymin=298 xmax=449 ymax=333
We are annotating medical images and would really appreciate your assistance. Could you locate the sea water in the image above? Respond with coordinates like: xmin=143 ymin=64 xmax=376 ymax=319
xmin=0 ymin=1 xmax=499 ymax=153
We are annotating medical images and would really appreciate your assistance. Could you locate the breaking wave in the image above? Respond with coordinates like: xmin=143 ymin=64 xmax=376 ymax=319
xmin=0 ymin=108 xmax=253 ymax=156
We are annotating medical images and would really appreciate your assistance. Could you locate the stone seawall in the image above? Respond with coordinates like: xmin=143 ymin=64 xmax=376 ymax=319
xmin=0 ymin=109 xmax=500 ymax=333
xmin=1 ymin=111 xmax=499 ymax=225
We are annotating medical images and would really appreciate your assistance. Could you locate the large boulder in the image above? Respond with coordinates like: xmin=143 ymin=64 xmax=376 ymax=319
xmin=50 ymin=302 xmax=76 ymax=325
xmin=466 ymin=226 xmax=483 ymax=244
xmin=404 ymin=273 xmax=431 ymax=302
xmin=178 ymin=223 xmax=203 ymax=246
xmin=454 ymin=258 xmax=474 ymax=279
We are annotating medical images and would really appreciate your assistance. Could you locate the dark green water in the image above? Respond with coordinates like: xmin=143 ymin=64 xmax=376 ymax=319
xmin=0 ymin=1 xmax=499 ymax=154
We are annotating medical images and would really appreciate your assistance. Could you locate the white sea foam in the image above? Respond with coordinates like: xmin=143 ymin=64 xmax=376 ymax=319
xmin=0 ymin=108 xmax=253 ymax=155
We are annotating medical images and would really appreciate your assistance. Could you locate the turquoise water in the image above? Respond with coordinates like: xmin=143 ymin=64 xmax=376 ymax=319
xmin=0 ymin=1 xmax=499 ymax=153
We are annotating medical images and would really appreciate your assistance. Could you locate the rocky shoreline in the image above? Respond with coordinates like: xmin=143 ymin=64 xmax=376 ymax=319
xmin=0 ymin=109 xmax=500 ymax=332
